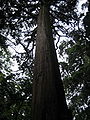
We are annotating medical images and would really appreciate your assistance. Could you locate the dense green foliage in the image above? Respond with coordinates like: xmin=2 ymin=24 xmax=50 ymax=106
xmin=0 ymin=0 xmax=90 ymax=120
xmin=0 ymin=37 xmax=32 ymax=120
xmin=59 ymin=1 xmax=90 ymax=120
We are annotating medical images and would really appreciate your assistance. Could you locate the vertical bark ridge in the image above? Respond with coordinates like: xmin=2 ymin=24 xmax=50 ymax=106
xmin=32 ymin=5 xmax=70 ymax=120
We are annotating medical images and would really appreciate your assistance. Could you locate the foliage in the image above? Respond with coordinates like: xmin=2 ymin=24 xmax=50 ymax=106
xmin=59 ymin=1 xmax=90 ymax=119
xmin=0 ymin=36 xmax=32 ymax=120
xmin=0 ymin=0 xmax=90 ymax=120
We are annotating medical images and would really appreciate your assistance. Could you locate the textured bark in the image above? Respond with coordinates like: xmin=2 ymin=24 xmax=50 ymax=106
xmin=32 ymin=5 xmax=72 ymax=120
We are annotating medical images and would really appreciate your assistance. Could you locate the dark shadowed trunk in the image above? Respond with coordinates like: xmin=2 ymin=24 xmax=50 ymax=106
xmin=32 ymin=4 xmax=72 ymax=120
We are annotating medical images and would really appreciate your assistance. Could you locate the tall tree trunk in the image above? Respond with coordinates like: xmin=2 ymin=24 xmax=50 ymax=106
xmin=32 ymin=4 xmax=72 ymax=120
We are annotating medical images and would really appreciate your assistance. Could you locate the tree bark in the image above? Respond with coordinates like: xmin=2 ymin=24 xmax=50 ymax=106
xmin=32 ymin=4 xmax=72 ymax=120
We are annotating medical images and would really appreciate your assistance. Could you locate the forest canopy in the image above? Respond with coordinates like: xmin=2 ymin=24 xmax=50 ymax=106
xmin=0 ymin=0 xmax=90 ymax=120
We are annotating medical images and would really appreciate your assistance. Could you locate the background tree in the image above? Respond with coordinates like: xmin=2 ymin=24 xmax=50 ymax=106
xmin=0 ymin=35 xmax=32 ymax=120
xmin=59 ymin=0 xmax=90 ymax=119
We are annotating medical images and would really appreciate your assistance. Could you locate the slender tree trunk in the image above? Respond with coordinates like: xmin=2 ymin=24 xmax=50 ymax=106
xmin=32 ymin=4 xmax=72 ymax=120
